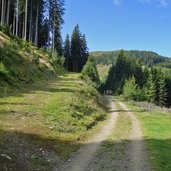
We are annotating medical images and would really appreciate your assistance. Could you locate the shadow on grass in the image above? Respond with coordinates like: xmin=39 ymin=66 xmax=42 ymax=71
xmin=0 ymin=75 xmax=77 ymax=100
xmin=0 ymin=102 xmax=33 ymax=106
xmin=109 ymin=109 xmax=143 ymax=113
xmin=48 ymin=87 xmax=76 ymax=93
xmin=0 ymin=110 xmax=11 ymax=115
xmin=0 ymin=129 xmax=171 ymax=171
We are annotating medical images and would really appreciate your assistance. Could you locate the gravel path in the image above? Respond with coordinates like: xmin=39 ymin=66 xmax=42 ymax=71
xmin=119 ymin=101 xmax=150 ymax=171
xmin=58 ymin=96 xmax=118 ymax=171
xmin=56 ymin=97 xmax=150 ymax=171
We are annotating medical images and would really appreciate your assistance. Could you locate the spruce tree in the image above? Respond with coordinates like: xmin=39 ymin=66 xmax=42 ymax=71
xmin=114 ymin=50 xmax=129 ymax=94
xmin=82 ymin=58 xmax=100 ymax=85
xmin=80 ymin=33 xmax=89 ymax=71
xmin=123 ymin=76 xmax=137 ymax=100
xmin=144 ymin=72 xmax=155 ymax=103
xmin=151 ymin=68 xmax=160 ymax=105
xmin=71 ymin=24 xmax=82 ymax=72
xmin=49 ymin=0 xmax=64 ymax=55
xmin=158 ymin=71 xmax=167 ymax=107
xmin=63 ymin=34 xmax=71 ymax=70
xmin=147 ymin=68 xmax=167 ymax=106
xmin=105 ymin=64 xmax=116 ymax=92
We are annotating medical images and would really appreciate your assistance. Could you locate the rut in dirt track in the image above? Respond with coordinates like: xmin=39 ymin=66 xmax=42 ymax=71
xmin=55 ymin=96 xmax=150 ymax=171
xmin=58 ymin=96 xmax=118 ymax=171
xmin=86 ymin=100 xmax=150 ymax=171
xmin=119 ymin=101 xmax=150 ymax=171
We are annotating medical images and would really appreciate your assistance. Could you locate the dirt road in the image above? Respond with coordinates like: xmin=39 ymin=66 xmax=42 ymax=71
xmin=57 ymin=96 xmax=150 ymax=171
xmin=59 ymin=96 xmax=118 ymax=171
xmin=119 ymin=101 xmax=150 ymax=171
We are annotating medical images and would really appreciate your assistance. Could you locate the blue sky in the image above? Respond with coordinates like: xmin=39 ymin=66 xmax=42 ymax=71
xmin=61 ymin=0 xmax=171 ymax=57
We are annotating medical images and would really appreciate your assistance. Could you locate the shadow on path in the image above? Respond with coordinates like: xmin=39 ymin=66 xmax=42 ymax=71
xmin=0 ymin=129 xmax=170 ymax=171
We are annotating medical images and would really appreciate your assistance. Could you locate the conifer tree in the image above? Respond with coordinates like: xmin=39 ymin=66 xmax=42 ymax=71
xmin=105 ymin=64 xmax=116 ymax=91
xmin=145 ymin=68 xmax=167 ymax=106
xmin=80 ymin=34 xmax=89 ymax=71
xmin=144 ymin=72 xmax=155 ymax=103
xmin=151 ymin=68 xmax=160 ymax=105
xmin=71 ymin=24 xmax=82 ymax=72
xmin=63 ymin=34 xmax=71 ymax=70
xmin=1 ymin=0 xmax=5 ymax=25
xmin=123 ymin=76 xmax=138 ymax=100
xmin=82 ymin=58 xmax=100 ymax=85
xmin=158 ymin=71 xmax=167 ymax=107
xmin=24 ymin=0 xmax=28 ymax=40
xmin=71 ymin=24 xmax=88 ymax=72
xmin=6 ymin=0 xmax=11 ymax=25
xmin=114 ymin=50 xmax=129 ymax=93
xmin=35 ymin=0 xmax=39 ymax=45
xmin=49 ymin=0 xmax=65 ymax=55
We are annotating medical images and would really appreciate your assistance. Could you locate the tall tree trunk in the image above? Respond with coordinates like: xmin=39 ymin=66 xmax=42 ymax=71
xmin=13 ymin=9 xmax=15 ymax=34
xmin=1 ymin=0 xmax=4 ymax=25
xmin=16 ymin=0 xmax=19 ymax=36
xmin=29 ymin=0 xmax=32 ymax=42
xmin=48 ymin=11 xmax=50 ymax=49
xmin=19 ymin=17 xmax=22 ymax=37
xmin=24 ymin=0 xmax=28 ymax=40
xmin=0 ymin=1 xmax=1 ymax=22
xmin=35 ymin=0 xmax=39 ymax=46
xmin=22 ymin=16 xmax=25 ymax=39
xmin=52 ymin=9 xmax=56 ymax=52
xmin=6 ymin=0 xmax=10 ymax=25
xmin=3 ymin=0 xmax=6 ymax=25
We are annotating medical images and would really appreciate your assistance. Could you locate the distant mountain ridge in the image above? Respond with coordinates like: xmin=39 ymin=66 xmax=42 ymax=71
xmin=91 ymin=50 xmax=171 ymax=68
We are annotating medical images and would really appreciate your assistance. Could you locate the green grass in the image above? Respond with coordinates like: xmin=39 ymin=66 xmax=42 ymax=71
xmin=0 ymin=72 xmax=106 ymax=170
xmin=96 ymin=100 xmax=132 ymax=154
xmin=126 ymin=102 xmax=171 ymax=171
xmin=108 ymin=101 xmax=132 ymax=142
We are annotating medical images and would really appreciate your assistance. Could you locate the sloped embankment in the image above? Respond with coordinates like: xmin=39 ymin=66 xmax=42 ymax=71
xmin=0 ymin=31 xmax=56 ymax=88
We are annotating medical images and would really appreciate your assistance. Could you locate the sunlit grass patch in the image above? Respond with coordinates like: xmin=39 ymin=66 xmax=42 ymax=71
xmin=127 ymin=102 xmax=171 ymax=171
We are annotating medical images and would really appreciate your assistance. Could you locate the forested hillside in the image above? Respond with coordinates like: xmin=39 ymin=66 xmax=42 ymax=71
xmin=91 ymin=50 xmax=171 ymax=67
xmin=104 ymin=50 xmax=171 ymax=107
